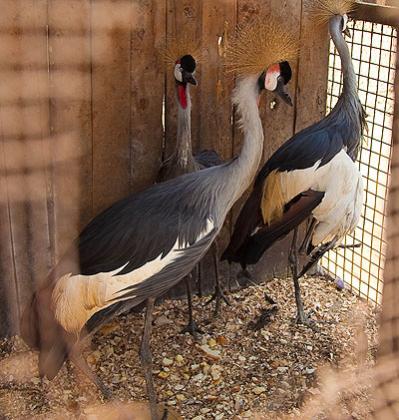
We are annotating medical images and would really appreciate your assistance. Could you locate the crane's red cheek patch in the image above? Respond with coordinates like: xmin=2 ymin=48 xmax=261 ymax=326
xmin=178 ymin=85 xmax=187 ymax=109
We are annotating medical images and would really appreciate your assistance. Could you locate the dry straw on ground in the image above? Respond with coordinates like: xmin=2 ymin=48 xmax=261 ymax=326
xmin=0 ymin=275 xmax=378 ymax=419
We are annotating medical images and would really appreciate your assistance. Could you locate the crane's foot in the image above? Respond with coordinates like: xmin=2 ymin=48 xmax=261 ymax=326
xmin=99 ymin=382 xmax=113 ymax=400
xmin=228 ymin=275 xmax=242 ymax=293
xmin=250 ymin=306 xmax=278 ymax=331
xmin=181 ymin=319 xmax=204 ymax=336
xmin=264 ymin=292 xmax=277 ymax=305
xmin=249 ymin=293 xmax=278 ymax=331
xmin=205 ymin=287 xmax=231 ymax=317
xmin=161 ymin=407 xmax=169 ymax=420
xmin=237 ymin=268 xmax=254 ymax=283
xmin=295 ymin=309 xmax=319 ymax=331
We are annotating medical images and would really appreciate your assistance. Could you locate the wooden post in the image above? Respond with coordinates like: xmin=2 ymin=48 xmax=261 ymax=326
xmin=0 ymin=0 xmax=53 ymax=334
xmin=295 ymin=0 xmax=330 ymax=132
xmin=47 ymin=0 xmax=93 ymax=260
xmin=130 ymin=0 xmax=166 ymax=193
xmin=91 ymin=0 xmax=132 ymax=215
xmin=378 ymin=16 xmax=399 ymax=361
xmin=165 ymin=0 xmax=203 ymax=155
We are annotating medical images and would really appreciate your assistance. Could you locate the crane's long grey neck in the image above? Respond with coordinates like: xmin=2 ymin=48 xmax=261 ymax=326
xmin=226 ymin=76 xmax=264 ymax=205
xmin=176 ymin=84 xmax=193 ymax=163
xmin=329 ymin=16 xmax=356 ymax=94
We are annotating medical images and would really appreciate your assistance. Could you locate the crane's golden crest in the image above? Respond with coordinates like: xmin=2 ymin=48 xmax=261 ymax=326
xmin=160 ymin=38 xmax=203 ymax=65
xmin=224 ymin=17 xmax=298 ymax=76
xmin=308 ymin=0 xmax=356 ymax=25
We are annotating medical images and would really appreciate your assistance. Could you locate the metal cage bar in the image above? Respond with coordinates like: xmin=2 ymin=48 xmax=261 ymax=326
xmin=321 ymin=12 xmax=397 ymax=305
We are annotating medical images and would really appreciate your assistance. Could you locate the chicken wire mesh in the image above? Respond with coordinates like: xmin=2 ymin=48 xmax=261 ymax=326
xmin=321 ymin=18 xmax=397 ymax=305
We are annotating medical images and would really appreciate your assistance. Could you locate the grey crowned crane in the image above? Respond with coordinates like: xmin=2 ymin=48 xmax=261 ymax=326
xmin=20 ymin=18 xmax=297 ymax=420
xmin=157 ymin=47 xmax=226 ymax=335
xmin=222 ymin=0 xmax=367 ymax=327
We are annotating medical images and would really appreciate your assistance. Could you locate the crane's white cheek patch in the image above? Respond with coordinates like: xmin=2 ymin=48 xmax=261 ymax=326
xmin=53 ymin=219 xmax=215 ymax=334
xmin=265 ymin=71 xmax=278 ymax=91
xmin=265 ymin=64 xmax=280 ymax=91
xmin=174 ymin=64 xmax=183 ymax=82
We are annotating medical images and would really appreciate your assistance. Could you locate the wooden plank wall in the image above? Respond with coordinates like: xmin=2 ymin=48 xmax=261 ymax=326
xmin=0 ymin=0 xmax=329 ymax=336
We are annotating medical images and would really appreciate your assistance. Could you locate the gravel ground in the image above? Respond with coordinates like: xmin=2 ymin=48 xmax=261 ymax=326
xmin=0 ymin=275 xmax=378 ymax=419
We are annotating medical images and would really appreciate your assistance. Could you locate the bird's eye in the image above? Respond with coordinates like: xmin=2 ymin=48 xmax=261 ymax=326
xmin=280 ymin=61 xmax=292 ymax=85
xmin=174 ymin=64 xmax=183 ymax=82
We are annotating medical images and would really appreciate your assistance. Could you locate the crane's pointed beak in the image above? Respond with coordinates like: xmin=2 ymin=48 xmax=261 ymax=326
xmin=182 ymin=71 xmax=197 ymax=85
xmin=343 ymin=27 xmax=352 ymax=38
xmin=276 ymin=77 xmax=293 ymax=107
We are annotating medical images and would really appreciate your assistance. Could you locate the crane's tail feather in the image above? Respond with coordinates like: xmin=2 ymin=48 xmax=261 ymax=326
xmin=20 ymin=287 xmax=73 ymax=380
xmin=229 ymin=190 xmax=325 ymax=267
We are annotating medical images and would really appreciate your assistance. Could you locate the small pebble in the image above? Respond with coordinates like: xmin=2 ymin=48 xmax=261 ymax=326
xmin=176 ymin=394 xmax=186 ymax=402
xmin=336 ymin=277 xmax=345 ymax=290
xmin=175 ymin=354 xmax=184 ymax=364
xmin=253 ymin=386 xmax=267 ymax=395
xmin=200 ymin=408 xmax=211 ymax=414
xmin=162 ymin=357 xmax=173 ymax=367
xmin=192 ymin=373 xmax=204 ymax=382
xmin=208 ymin=338 xmax=217 ymax=348
xmin=198 ymin=344 xmax=221 ymax=361
xmin=158 ymin=371 xmax=170 ymax=379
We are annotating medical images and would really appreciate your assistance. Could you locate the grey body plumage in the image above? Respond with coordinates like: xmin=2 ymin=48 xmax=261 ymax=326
xmin=20 ymin=73 xmax=266 ymax=387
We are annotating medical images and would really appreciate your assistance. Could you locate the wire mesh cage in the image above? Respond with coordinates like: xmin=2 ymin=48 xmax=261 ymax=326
xmin=321 ymin=19 xmax=397 ymax=305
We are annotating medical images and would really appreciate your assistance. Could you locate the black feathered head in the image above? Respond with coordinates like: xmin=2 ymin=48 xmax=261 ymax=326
xmin=225 ymin=17 xmax=298 ymax=106
xmin=174 ymin=54 xmax=197 ymax=86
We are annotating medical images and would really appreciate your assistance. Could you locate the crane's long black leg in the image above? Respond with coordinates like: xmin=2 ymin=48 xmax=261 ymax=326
xmin=197 ymin=262 xmax=203 ymax=298
xmin=298 ymin=218 xmax=317 ymax=255
xmin=289 ymin=227 xmax=311 ymax=326
xmin=298 ymin=240 xmax=337 ymax=278
xmin=181 ymin=275 xmax=203 ymax=336
xmin=140 ymin=297 xmax=165 ymax=420
xmin=69 ymin=342 xmax=112 ymax=399
xmin=205 ymin=241 xmax=231 ymax=316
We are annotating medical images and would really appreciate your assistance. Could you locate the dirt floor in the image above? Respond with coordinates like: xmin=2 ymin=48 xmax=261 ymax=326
xmin=0 ymin=275 xmax=378 ymax=419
